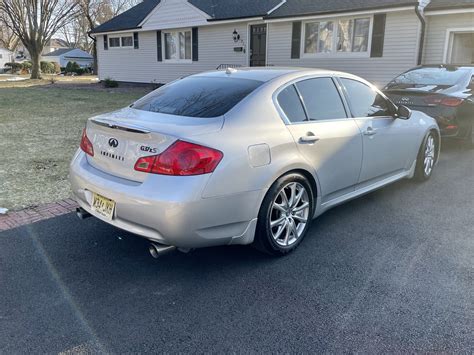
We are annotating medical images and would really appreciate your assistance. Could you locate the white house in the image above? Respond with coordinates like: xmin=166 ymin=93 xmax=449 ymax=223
xmin=90 ymin=0 xmax=474 ymax=87
xmin=0 ymin=48 xmax=14 ymax=69
xmin=41 ymin=48 xmax=94 ymax=68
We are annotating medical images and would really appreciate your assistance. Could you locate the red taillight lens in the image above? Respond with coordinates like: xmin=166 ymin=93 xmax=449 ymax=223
xmin=134 ymin=140 xmax=223 ymax=176
xmin=80 ymin=128 xmax=94 ymax=156
xmin=424 ymin=97 xmax=463 ymax=107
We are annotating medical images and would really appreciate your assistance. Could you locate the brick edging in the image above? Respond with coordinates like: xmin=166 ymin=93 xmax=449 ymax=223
xmin=0 ymin=198 xmax=78 ymax=232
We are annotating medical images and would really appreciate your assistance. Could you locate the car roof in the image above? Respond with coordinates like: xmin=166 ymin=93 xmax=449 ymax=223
xmin=192 ymin=67 xmax=341 ymax=83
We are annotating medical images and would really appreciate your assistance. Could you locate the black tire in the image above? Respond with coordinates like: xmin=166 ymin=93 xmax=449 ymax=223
xmin=414 ymin=131 xmax=438 ymax=182
xmin=253 ymin=173 xmax=314 ymax=256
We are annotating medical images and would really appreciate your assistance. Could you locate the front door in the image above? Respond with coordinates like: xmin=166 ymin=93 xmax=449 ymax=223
xmin=250 ymin=24 xmax=267 ymax=67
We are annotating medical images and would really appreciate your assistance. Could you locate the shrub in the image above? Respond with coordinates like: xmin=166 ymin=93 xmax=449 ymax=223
xmin=103 ymin=77 xmax=118 ymax=88
xmin=40 ymin=61 xmax=55 ymax=74
xmin=21 ymin=61 xmax=32 ymax=71
xmin=5 ymin=62 xmax=23 ymax=73
xmin=65 ymin=61 xmax=81 ymax=75
xmin=52 ymin=62 xmax=61 ymax=74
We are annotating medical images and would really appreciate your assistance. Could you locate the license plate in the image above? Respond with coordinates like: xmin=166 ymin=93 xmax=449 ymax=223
xmin=91 ymin=192 xmax=116 ymax=220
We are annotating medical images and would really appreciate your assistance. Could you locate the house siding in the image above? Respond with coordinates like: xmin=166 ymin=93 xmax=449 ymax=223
xmin=141 ymin=0 xmax=208 ymax=30
xmin=267 ymin=10 xmax=421 ymax=87
xmin=423 ymin=13 xmax=474 ymax=64
xmin=97 ymin=23 xmax=250 ymax=83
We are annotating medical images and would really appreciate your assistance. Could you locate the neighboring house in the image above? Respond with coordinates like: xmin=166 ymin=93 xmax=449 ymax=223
xmin=0 ymin=48 xmax=14 ymax=69
xmin=90 ymin=0 xmax=473 ymax=87
xmin=424 ymin=0 xmax=474 ymax=64
xmin=41 ymin=48 xmax=94 ymax=68
xmin=42 ymin=38 xmax=69 ymax=55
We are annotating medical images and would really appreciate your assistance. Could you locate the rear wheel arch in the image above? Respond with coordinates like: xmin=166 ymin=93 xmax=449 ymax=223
xmin=269 ymin=168 xmax=319 ymax=206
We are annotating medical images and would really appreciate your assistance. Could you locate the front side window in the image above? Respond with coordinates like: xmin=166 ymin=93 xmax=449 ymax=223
xmin=338 ymin=18 xmax=370 ymax=52
xmin=341 ymin=78 xmax=392 ymax=117
xmin=304 ymin=21 xmax=334 ymax=54
xmin=164 ymin=30 xmax=192 ymax=61
xmin=295 ymin=78 xmax=347 ymax=120
xmin=132 ymin=76 xmax=263 ymax=118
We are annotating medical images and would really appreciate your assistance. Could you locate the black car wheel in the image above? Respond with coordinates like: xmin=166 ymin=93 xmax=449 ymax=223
xmin=253 ymin=173 xmax=314 ymax=256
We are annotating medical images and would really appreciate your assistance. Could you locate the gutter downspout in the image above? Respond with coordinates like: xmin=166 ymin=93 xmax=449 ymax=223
xmin=88 ymin=32 xmax=97 ymax=75
xmin=415 ymin=5 xmax=426 ymax=66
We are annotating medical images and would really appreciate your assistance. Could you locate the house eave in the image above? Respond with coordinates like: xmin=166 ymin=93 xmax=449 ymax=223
xmin=264 ymin=3 xmax=417 ymax=21
xmin=425 ymin=7 xmax=474 ymax=15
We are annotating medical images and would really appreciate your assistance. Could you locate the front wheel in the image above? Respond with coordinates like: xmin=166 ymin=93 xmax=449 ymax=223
xmin=414 ymin=131 xmax=438 ymax=182
xmin=253 ymin=173 xmax=314 ymax=256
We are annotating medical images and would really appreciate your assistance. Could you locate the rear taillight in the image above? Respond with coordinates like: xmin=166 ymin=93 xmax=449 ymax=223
xmin=424 ymin=97 xmax=463 ymax=107
xmin=134 ymin=140 xmax=223 ymax=176
xmin=80 ymin=128 xmax=94 ymax=156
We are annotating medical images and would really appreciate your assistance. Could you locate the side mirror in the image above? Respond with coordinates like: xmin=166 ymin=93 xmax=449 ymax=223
xmin=396 ymin=105 xmax=411 ymax=120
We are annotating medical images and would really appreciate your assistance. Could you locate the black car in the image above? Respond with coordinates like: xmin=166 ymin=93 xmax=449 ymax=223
xmin=384 ymin=65 xmax=474 ymax=148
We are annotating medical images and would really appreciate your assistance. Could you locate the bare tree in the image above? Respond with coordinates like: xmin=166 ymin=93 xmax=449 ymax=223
xmin=0 ymin=0 xmax=79 ymax=79
xmin=0 ymin=9 xmax=20 ymax=52
xmin=77 ymin=0 xmax=139 ymax=72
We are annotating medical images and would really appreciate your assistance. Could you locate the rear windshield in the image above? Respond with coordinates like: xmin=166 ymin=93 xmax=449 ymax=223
xmin=386 ymin=67 xmax=470 ymax=89
xmin=132 ymin=76 xmax=263 ymax=118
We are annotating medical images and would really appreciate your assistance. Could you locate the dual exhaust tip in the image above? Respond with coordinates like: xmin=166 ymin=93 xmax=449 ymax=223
xmin=76 ymin=207 xmax=176 ymax=259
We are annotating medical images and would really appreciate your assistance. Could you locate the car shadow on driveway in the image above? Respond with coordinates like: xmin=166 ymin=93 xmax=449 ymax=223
xmin=1 ymin=141 xmax=472 ymax=353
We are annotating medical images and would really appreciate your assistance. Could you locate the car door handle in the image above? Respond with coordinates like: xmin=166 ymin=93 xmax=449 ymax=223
xmin=364 ymin=127 xmax=377 ymax=136
xmin=299 ymin=135 xmax=320 ymax=144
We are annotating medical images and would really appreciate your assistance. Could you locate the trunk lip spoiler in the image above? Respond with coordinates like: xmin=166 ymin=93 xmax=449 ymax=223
xmin=90 ymin=118 xmax=151 ymax=134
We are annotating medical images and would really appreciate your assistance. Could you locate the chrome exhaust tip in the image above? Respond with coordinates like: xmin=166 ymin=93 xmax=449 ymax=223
xmin=76 ymin=207 xmax=91 ymax=220
xmin=149 ymin=243 xmax=176 ymax=259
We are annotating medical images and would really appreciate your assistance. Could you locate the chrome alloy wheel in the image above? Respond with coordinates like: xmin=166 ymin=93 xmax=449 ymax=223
xmin=269 ymin=182 xmax=310 ymax=247
xmin=424 ymin=135 xmax=436 ymax=176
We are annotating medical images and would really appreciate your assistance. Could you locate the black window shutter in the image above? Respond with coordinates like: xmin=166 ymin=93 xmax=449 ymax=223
xmin=291 ymin=22 xmax=302 ymax=59
xmin=133 ymin=32 xmax=139 ymax=49
xmin=192 ymin=27 xmax=198 ymax=61
xmin=104 ymin=35 xmax=108 ymax=50
xmin=371 ymin=14 xmax=386 ymax=58
xmin=157 ymin=31 xmax=162 ymax=61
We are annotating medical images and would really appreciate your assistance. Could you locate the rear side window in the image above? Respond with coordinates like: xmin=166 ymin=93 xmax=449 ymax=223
xmin=295 ymin=78 xmax=347 ymax=120
xmin=133 ymin=76 xmax=263 ymax=118
xmin=341 ymin=78 xmax=392 ymax=117
xmin=277 ymin=85 xmax=307 ymax=123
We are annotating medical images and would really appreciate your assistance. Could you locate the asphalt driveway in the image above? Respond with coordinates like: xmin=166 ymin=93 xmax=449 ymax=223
xmin=1 ymin=141 xmax=473 ymax=353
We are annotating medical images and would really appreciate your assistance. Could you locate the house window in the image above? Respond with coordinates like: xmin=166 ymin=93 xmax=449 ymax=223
xmin=304 ymin=21 xmax=334 ymax=54
xmin=163 ymin=30 xmax=192 ymax=61
xmin=121 ymin=36 xmax=133 ymax=47
xmin=337 ymin=18 xmax=370 ymax=52
xmin=109 ymin=37 xmax=120 ymax=48
xmin=302 ymin=16 xmax=371 ymax=56
xmin=109 ymin=36 xmax=133 ymax=48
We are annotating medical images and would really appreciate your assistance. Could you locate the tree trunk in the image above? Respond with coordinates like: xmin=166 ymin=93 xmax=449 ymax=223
xmin=30 ymin=51 xmax=41 ymax=79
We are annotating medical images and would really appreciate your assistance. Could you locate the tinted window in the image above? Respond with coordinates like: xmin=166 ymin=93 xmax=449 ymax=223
xmin=133 ymin=77 xmax=263 ymax=118
xmin=385 ymin=67 xmax=471 ymax=89
xmin=277 ymin=85 xmax=307 ymax=123
xmin=295 ymin=78 xmax=347 ymax=120
xmin=341 ymin=78 xmax=392 ymax=117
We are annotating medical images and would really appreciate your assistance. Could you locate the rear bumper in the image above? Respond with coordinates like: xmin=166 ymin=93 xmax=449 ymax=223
xmin=69 ymin=150 xmax=263 ymax=248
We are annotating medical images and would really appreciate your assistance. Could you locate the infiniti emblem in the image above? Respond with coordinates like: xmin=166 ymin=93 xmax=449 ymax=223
xmin=108 ymin=138 xmax=119 ymax=148
xmin=401 ymin=97 xmax=410 ymax=101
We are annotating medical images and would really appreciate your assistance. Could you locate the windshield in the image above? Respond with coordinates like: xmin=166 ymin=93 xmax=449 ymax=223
xmin=385 ymin=67 xmax=470 ymax=89
xmin=132 ymin=76 xmax=264 ymax=118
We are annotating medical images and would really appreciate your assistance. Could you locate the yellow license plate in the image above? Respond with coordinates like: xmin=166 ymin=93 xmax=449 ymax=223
xmin=91 ymin=193 xmax=116 ymax=220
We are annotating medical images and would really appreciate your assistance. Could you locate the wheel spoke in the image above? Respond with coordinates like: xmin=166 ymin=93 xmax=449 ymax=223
xmin=279 ymin=189 xmax=289 ymax=208
xmin=273 ymin=203 xmax=286 ymax=213
xmin=293 ymin=188 xmax=305 ymax=208
xmin=274 ymin=220 xmax=287 ymax=240
xmin=283 ymin=222 xmax=291 ymax=245
xmin=270 ymin=216 xmax=286 ymax=228
xmin=293 ymin=202 xmax=309 ymax=213
xmin=292 ymin=214 xmax=307 ymax=223
xmin=290 ymin=219 xmax=298 ymax=238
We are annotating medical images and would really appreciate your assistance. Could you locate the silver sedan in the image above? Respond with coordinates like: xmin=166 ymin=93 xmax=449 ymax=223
xmin=70 ymin=68 xmax=440 ymax=257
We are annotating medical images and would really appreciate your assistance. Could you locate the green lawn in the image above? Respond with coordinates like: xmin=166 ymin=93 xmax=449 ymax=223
xmin=0 ymin=84 xmax=150 ymax=210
